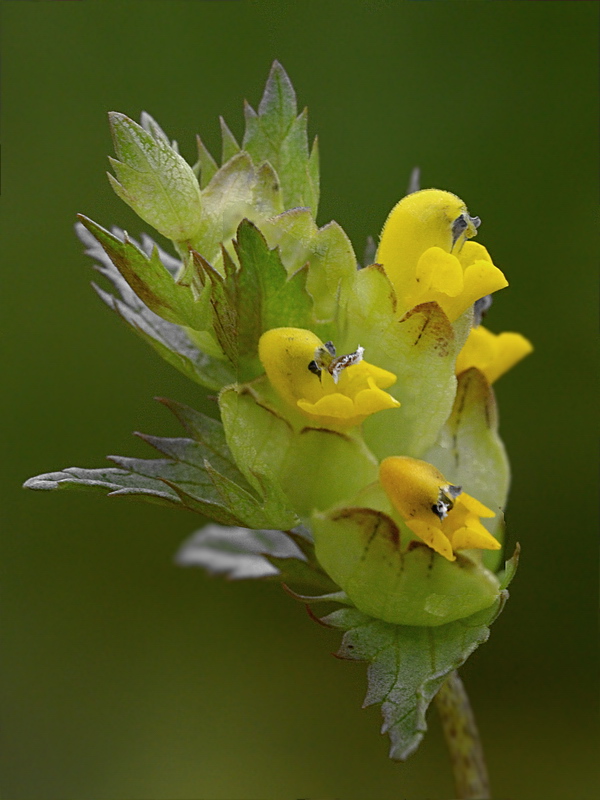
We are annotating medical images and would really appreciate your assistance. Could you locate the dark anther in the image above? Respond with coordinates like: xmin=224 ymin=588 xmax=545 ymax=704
xmin=324 ymin=341 xmax=336 ymax=357
xmin=431 ymin=502 xmax=447 ymax=521
xmin=432 ymin=485 xmax=461 ymax=520
xmin=451 ymin=214 xmax=469 ymax=248
xmin=469 ymin=215 xmax=481 ymax=229
xmin=473 ymin=295 xmax=493 ymax=326
xmin=307 ymin=360 xmax=322 ymax=379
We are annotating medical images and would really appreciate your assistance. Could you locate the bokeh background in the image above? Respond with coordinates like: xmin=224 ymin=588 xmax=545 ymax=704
xmin=2 ymin=1 xmax=598 ymax=798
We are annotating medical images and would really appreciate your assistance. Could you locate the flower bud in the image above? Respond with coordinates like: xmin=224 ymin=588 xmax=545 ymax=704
xmin=108 ymin=112 xmax=203 ymax=243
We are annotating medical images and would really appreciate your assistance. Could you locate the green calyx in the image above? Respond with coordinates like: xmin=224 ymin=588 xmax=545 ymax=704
xmin=313 ymin=506 xmax=500 ymax=627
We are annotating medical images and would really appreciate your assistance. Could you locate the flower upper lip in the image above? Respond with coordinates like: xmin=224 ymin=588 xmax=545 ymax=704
xmin=376 ymin=189 xmax=508 ymax=322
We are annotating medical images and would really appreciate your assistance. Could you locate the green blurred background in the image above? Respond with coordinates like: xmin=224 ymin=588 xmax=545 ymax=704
xmin=2 ymin=1 xmax=597 ymax=798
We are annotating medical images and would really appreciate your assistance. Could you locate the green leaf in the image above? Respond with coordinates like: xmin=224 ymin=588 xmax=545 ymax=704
xmin=318 ymin=592 xmax=507 ymax=761
xmin=175 ymin=523 xmax=339 ymax=594
xmin=498 ymin=543 xmax=520 ymax=590
xmin=175 ymin=523 xmax=305 ymax=579
xmin=262 ymin=208 xmax=357 ymax=324
xmin=195 ymin=220 xmax=314 ymax=377
xmin=193 ymin=135 xmax=218 ymax=189
xmin=139 ymin=110 xmax=179 ymax=151
xmin=234 ymin=219 xmax=313 ymax=348
xmin=78 ymin=223 xmax=235 ymax=391
xmin=78 ymin=215 xmax=212 ymax=332
xmin=242 ymin=61 xmax=320 ymax=215
xmin=25 ymin=399 xmax=297 ymax=530
xmin=23 ymin=465 xmax=181 ymax=507
xmin=219 ymin=116 xmax=241 ymax=163
xmin=108 ymin=112 xmax=202 ymax=242
xmin=423 ymin=367 xmax=510 ymax=566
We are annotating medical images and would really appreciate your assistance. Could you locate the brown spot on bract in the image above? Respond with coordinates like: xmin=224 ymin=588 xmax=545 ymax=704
xmin=299 ymin=426 xmax=350 ymax=441
xmin=406 ymin=540 xmax=429 ymax=553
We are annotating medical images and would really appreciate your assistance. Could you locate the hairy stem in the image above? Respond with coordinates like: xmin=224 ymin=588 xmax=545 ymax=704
xmin=434 ymin=670 xmax=490 ymax=800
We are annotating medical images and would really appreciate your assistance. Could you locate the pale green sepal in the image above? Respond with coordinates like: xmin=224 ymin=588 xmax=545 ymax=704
xmin=219 ymin=386 xmax=379 ymax=518
xmin=108 ymin=112 xmax=202 ymax=242
xmin=243 ymin=61 xmax=319 ymax=215
xmin=497 ymin=543 xmax=520 ymax=590
xmin=193 ymin=220 xmax=314 ymax=377
xmin=353 ymin=290 xmax=461 ymax=458
xmin=254 ymin=161 xmax=285 ymax=216
xmin=191 ymin=153 xmax=285 ymax=273
xmin=312 ymin=507 xmax=500 ymax=626
xmin=192 ymin=152 xmax=256 ymax=268
xmin=78 ymin=215 xmax=211 ymax=332
xmin=263 ymin=209 xmax=357 ymax=324
xmin=194 ymin=135 xmax=218 ymax=188
xmin=219 ymin=116 xmax=241 ymax=163
xmin=305 ymin=221 xmax=357 ymax=323
xmin=139 ymin=111 xmax=178 ymax=151
xmin=423 ymin=367 xmax=510 ymax=551
xmin=318 ymin=592 xmax=507 ymax=760
xmin=219 ymin=385 xmax=293 ymax=494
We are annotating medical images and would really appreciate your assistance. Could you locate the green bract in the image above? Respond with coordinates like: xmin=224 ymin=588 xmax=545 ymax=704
xmin=26 ymin=62 xmax=524 ymax=761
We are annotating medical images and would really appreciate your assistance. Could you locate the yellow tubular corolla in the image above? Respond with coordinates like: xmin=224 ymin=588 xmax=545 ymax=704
xmin=455 ymin=325 xmax=533 ymax=383
xmin=376 ymin=189 xmax=508 ymax=322
xmin=258 ymin=327 xmax=400 ymax=428
xmin=379 ymin=456 xmax=501 ymax=561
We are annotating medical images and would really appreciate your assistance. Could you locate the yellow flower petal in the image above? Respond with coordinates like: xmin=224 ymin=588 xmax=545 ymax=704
xmin=458 ymin=492 xmax=496 ymax=518
xmin=406 ymin=519 xmax=456 ymax=561
xmin=440 ymin=260 xmax=509 ymax=322
xmin=353 ymin=377 xmax=401 ymax=415
xmin=456 ymin=326 xmax=533 ymax=383
xmin=457 ymin=240 xmax=493 ymax=268
xmin=450 ymin=524 xmax=501 ymax=552
xmin=416 ymin=247 xmax=464 ymax=297
xmin=297 ymin=392 xmax=356 ymax=422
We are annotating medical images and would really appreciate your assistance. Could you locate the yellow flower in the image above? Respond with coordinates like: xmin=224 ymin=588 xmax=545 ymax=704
xmin=376 ymin=189 xmax=508 ymax=322
xmin=455 ymin=325 xmax=533 ymax=383
xmin=258 ymin=327 xmax=400 ymax=428
xmin=379 ymin=456 xmax=501 ymax=561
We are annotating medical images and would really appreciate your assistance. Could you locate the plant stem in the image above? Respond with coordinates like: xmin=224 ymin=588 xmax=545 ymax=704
xmin=434 ymin=670 xmax=490 ymax=800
